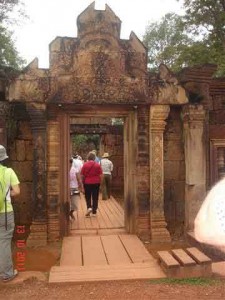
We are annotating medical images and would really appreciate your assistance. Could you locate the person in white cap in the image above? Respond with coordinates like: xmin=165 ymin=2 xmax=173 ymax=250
xmin=101 ymin=153 xmax=113 ymax=200
xmin=0 ymin=145 xmax=20 ymax=282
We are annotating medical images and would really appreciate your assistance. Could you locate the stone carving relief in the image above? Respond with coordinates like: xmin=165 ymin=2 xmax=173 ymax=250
xmin=150 ymin=105 xmax=170 ymax=213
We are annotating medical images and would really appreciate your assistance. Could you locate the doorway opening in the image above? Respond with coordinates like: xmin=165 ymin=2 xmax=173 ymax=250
xmin=69 ymin=116 xmax=125 ymax=234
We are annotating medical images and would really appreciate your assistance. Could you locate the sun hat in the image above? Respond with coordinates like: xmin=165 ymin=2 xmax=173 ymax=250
xmin=0 ymin=145 xmax=9 ymax=161
xmin=102 ymin=152 xmax=110 ymax=158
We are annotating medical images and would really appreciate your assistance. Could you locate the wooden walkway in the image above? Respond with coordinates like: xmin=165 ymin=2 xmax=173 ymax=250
xmin=49 ymin=194 xmax=166 ymax=283
xmin=49 ymin=234 xmax=166 ymax=283
xmin=70 ymin=194 xmax=125 ymax=235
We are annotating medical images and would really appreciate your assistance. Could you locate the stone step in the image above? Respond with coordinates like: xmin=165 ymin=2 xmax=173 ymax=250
xmin=49 ymin=262 xmax=166 ymax=283
xmin=157 ymin=247 xmax=212 ymax=278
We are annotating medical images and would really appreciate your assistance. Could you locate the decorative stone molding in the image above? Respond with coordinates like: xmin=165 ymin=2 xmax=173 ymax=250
xmin=26 ymin=102 xmax=47 ymax=246
xmin=149 ymin=105 xmax=171 ymax=242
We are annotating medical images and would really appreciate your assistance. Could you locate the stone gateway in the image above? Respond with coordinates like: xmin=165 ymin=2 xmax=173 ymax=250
xmin=0 ymin=3 xmax=224 ymax=246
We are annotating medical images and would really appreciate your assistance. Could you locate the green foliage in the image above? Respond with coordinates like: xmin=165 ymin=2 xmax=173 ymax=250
xmin=182 ymin=0 xmax=225 ymax=46
xmin=0 ymin=0 xmax=19 ymax=23
xmin=72 ymin=134 xmax=100 ymax=160
xmin=0 ymin=24 xmax=25 ymax=68
xmin=143 ymin=1 xmax=225 ymax=75
xmin=111 ymin=118 xmax=124 ymax=125
xmin=149 ymin=277 xmax=221 ymax=285
xmin=0 ymin=0 xmax=26 ymax=69
xmin=143 ymin=13 xmax=191 ymax=71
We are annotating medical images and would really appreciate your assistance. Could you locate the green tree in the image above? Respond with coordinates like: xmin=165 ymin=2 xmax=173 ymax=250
xmin=0 ymin=0 xmax=26 ymax=69
xmin=181 ymin=0 xmax=225 ymax=75
xmin=143 ymin=13 xmax=191 ymax=71
xmin=143 ymin=1 xmax=225 ymax=75
xmin=182 ymin=0 xmax=225 ymax=47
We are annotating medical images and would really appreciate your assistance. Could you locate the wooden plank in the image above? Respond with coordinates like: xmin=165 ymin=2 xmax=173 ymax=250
xmin=51 ymin=262 xmax=158 ymax=272
xmin=119 ymin=234 xmax=154 ymax=263
xmin=80 ymin=194 xmax=93 ymax=229
xmin=100 ymin=199 xmax=120 ymax=228
xmin=101 ymin=235 xmax=131 ymax=265
xmin=171 ymin=249 xmax=196 ymax=266
xmin=186 ymin=247 xmax=212 ymax=265
xmin=49 ymin=262 xmax=166 ymax=283
xmin=98 ymin=200 xmax=115 ymax=228
xmin=60 ymin=237 xmax=82 ymax=266
xmin=90 ymin=214 xmax=100 ymax=229
xmin=110 ymin=196 xmax=124 ymax=217
xmin=76 ymin=199 xmax=86 ymax=229
xmin=82 ymin=236 xmax=108 ymax=266
xmin=104 ymin=198 xmax=124 ymax=227
xmin=71 ymin=193 xmax=125 ymax=231
xmin=157 ymin=251 xmax=180 ymax=269
xmin=93 ymin=204 xmax=108 ymax=229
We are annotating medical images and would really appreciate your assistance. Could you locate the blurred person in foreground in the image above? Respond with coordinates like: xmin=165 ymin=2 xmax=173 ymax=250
xmin=0 ymin=145 xmax=20 ymax=283
xmin=194 ymin=176 xmax=225 ymax=249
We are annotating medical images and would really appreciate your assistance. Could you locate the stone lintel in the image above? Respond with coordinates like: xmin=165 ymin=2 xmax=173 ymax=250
xmin=152 ymin=84 xmax=188 ymax=105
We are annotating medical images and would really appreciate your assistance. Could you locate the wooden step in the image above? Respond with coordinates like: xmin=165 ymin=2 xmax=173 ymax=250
xmin=49 ymin=263 xmax=166 ymax=283
xmin=70 ymin=228 xmax=127 ymax=236
xmin=157 ymin=247 xmax=212 ymax=278
xmin=60 ymin=234 xmax=156 ymax=268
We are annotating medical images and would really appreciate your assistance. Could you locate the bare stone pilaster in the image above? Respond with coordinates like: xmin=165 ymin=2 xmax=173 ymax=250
xmin=149 ymin=105 xmax=171 ymax=242
xmin=182 ymin=104 xmax=206 ymax=231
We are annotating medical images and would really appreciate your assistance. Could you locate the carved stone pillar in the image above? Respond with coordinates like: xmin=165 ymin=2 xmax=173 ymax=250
xmin=182 ymin=104 xmax=206 ymax=232
xmin=149 ymin=105 xmax=171 ymax=242
xmin=26 ymin=103 xmax=47 ymax=246
xmin=0 ymin=102 xmax=9 ymax=145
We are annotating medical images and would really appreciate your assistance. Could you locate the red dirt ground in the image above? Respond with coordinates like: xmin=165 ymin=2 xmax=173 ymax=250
xmin=0 ymin=241 xmax=221 ymax=300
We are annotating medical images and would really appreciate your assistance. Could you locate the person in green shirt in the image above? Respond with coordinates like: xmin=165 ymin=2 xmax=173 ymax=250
xmin=0 ymin=145 xmax=20 ymax=283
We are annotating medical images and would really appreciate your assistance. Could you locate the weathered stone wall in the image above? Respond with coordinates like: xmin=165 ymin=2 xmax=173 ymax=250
xmin=101 ymin=131 xmax=124 ymax=192
xmin=8 ymin=104 xmax=33 ymax=237
xmin=208 ymin=80 xmax=225 ymax=186
xmin=164 ymin=107 xmax=185 ymax=239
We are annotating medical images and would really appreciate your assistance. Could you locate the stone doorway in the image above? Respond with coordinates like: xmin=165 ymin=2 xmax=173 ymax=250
xmin=54 ymin=105 xmax=137 ymax=238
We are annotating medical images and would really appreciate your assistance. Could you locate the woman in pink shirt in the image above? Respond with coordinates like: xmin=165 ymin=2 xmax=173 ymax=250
xmin=81 ymin=152 xmax=102 ymax=217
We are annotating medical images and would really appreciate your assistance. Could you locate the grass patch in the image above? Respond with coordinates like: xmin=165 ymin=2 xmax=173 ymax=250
xmin=149 ymin=277 xmax=220 ymax=286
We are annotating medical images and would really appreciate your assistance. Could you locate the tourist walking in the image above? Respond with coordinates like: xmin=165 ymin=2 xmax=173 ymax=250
xmin=81 ymin=152 xmax=102 ymax=217
xmin=101 ymin=153 xmax=113 ymax=200
xmin=92 ymin=150 xmax=101 ymax=164
xmin=0 ymin=145 xmax=20 ymax=283
xmin=72 ymin=153 xmax=83 ymax=171
xmin=69 ymin=158 xmax=83 ymax=220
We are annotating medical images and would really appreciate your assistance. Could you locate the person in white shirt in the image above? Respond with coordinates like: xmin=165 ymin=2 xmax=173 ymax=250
xmin=69 ymin=158 xmax=83 ymax=220
xmin=72 ymin=154 xmax=83 ymax=172
xmin=100 ymin=153 xmax=113 ymax=200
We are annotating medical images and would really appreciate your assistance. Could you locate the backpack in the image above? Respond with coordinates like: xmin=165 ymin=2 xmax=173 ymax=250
xmin=0 ymin=166 xmax=9 ymax=229
xmin=0 ymin=166 xmax=7 ymax=211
